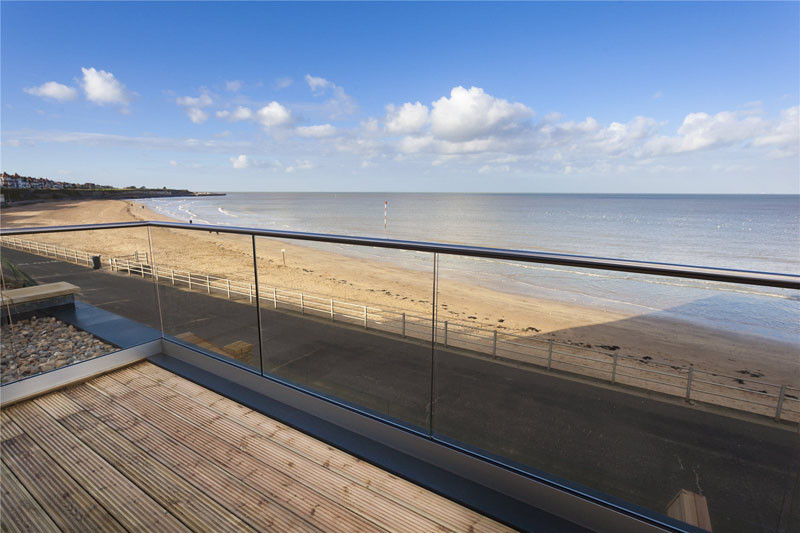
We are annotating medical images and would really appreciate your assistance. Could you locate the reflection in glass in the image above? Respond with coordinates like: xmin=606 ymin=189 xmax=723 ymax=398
xmin=149 ymin=227 xmax=260 ymax=370
xmin=1 ymin=228 xmax=161 ymax=383
xmin=256 ymin=236 xmax=434 ymax=430
xmin=431 ymin=253 xmax=799 ymax=533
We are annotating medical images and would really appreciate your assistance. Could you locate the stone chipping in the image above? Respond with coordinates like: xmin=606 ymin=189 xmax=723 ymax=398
xmin=1 ymin=316 xmax=115 ymax=384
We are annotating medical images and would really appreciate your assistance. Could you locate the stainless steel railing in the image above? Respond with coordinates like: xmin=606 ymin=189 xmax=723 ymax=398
xmin=2 ymin=222 xmax=798 ymax=423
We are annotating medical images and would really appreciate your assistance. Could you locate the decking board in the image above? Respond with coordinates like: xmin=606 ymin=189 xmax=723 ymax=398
xmin=5 ymin=401 xmax=188 ymax=532
xmin=1 ymin=460 xmax=60 ymax=533
xmin=108 ymin=368 xmax=448 ymax=532
xmin=34 ymin=393 xmax=256 ymax=533
xmin=0 ymin=362 xmax=512 ymax=533
xmin=131 ymin=361 xmax=507 ymax=532
xmin=62 ymin=382 xmax=318 ymax=532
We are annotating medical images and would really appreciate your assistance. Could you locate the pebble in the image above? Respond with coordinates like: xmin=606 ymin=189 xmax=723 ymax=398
xmin=1 ymin=316 xmax=115 ymax=384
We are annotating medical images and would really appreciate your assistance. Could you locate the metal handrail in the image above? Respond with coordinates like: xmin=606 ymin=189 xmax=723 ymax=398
xmin=1 ymin=220 xmax=798 ymax=288
xmin=2 ymin=228 xmax=798 ymax=423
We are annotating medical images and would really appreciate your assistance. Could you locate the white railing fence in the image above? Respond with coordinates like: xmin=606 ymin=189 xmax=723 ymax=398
xmin=2 ymin=235 xmax=798 ymax=423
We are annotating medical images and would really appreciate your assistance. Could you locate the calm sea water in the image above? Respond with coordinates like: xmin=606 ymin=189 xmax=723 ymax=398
xmin=141 ymin=193 xmax=800 ymax=344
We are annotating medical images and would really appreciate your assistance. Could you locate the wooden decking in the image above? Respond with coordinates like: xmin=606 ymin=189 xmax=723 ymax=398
xmin=1 ymin=361 xmax=512 ymax=532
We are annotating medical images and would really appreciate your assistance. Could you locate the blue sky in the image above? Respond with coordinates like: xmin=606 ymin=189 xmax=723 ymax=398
xmin=2 ymin=1 xmax=798 ymax=192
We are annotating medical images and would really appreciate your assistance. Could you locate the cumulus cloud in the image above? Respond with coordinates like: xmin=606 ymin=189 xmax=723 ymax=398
xmin=217 ymin=106 xmax=252 ymax=122
xmin=225 ymin=80 xmax=242 ymax=92
xmin=640 ymin=110 xmax=767 ymax=157
xmin=430 ymin=86 xmax=533 ymax=142
xmin=752 ymin=106 xmax=799 ymax=157
xmin=177 ymin=93 xmax=213 ymax=107
xmin=186 ymin=108 xmax=209 ymax=124
xmin=81 ymin=67 xmax=130 ymax=107
xmin=385 ymin=102 xmax=429 ymax=134
xmin=230 ymin=154 xmax=251 ymax=169
xmin=256 ymin=101 xmax=293 ymax=128
xmin=24 ymin=81 xmax=78 ymax=102
xmin=295 ymin=124 xmax=337 ymax=138
xmin=229 ymin=154 xmax=279 ymax=169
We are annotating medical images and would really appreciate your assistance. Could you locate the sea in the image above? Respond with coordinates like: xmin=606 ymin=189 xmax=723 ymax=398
xmin=140 ymin=193 xmax=800 ymax=344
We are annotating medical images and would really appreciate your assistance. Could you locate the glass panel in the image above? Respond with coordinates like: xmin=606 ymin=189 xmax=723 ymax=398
xmin=432 ymin=254 xmax=800 ymax=533
xmin=255 ymin=236 xmax=433 ymax=431
xmin=1 ymin=228 xmax=161 ymax=384
xmin=149 ymin=227 xmax=260 ymax=370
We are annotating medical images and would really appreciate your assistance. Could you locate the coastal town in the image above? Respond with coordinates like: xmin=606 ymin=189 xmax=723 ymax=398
xmin=2 ymin=171 xmax=111 ymax=190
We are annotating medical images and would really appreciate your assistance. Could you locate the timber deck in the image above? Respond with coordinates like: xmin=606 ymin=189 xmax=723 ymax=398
xmin=0 ymin=361 xmax=511 ymax=532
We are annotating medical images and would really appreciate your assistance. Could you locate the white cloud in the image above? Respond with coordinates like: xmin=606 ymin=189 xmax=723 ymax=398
xmin=430 ymin=86 xmax=533 ymax=142
xmin=295 ymin=124 xmax=337 ymax=138
xmin=177 ymin=93 xmax=213 ymax=107
xmin=305 ymin=74 xmax=332 ymax=93
xmin=478 ymin=164 xmax=510 ymax=174
xmin=24 ymin=81 xmax=78 ymax=102
xmin=275 ymin=77 xmax=293 ymax=89
xmin=216 ymin=106 xmax=252 ymax=122
xmin=81 ymin=67 xmax=130 ymax=107
xmin=286 ymin=160 xmax=313 ymax=173
xmin=186 ymin=108 xmax=209 ymax=124
xmin=169 ymin=160 xmax=178 ymax=167
xmin=385 ymin=102 xmax=429 ymax=134
xmin=752 ymin=106 xmax=799 ymax=157
xmin=256 ymin=101 xmax=293 ymax=128
xmin=593 ymin=116 xmax=659 ymax=154
xmin=640 ymin=110 xmax=767 ymax=157
xmin=304 ymin=74 xmax=356 ymax=118
xmin=225 ymin=80 xmax=242 ymax=92
xmin=230 ymin=154 xmax=251 ymax=169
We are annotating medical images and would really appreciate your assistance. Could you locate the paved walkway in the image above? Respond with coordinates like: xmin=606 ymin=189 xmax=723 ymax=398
xmin=3 ymin=246 xmax=799 ymax=533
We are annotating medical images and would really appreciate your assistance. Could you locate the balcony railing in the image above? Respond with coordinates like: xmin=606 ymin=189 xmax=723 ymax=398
xmin=2 ymin=220 xmax=799 ymax=533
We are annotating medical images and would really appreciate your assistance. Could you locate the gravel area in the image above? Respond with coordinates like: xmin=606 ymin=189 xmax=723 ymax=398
xmin=1 ymin=316 xmax=115 ymax=384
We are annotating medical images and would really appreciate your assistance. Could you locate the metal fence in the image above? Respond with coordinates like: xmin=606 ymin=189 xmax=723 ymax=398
xmin=2 ymin=234 xmax=798 ymax=423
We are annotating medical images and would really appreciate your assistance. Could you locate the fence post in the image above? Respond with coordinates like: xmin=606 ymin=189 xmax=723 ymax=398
xmin=300 ymin=294 xmax=305 ymax=314
xmin=140 ymin=263 xmax=145 ymax=277
xmin=363 ymin=306 xmax=368 ymax=328
xmin=330 ymin=299 xmax=334 ymax=320
xmin=206 ymin=275 xmax=210 ymax=293
xmin=611 ymin=353 xmax=619 ymax=384
xmin=547 ymin=340 xmax=553 ymax=370
xmin=492 ymin=330 xmax=498 ymax=357
xmin=402 ymin=312 xmax=406 ymax=337
xmin=126 ymin=260 xmax=131 ymax=275
xmin=248 ymin=283 xmax=253 ymax=303
xmin=134 ymin=251 xmax=139 ymax=262
xmin=226 ymin=279 xmax=231 ymax=298
xmin=444 ymin=321 xmax=448 ymax=347
xmin=73 ymin=249 xmax=78 ymax=263
xmin=188 ymin=271 xmax=192 ymax=290
xmin=685 ymin=367 xmax=694 ymax=402
xmin=273 ymin=288 xmax=277 ymax=308
xmin=775 ymin=385 xmax=787 ymax=421
xmin=171 ymin=268 xmax=175 ymax=285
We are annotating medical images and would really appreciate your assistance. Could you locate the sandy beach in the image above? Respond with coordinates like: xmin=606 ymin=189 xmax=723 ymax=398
xmin=2 ymin=199 xmax=798 ymax=406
